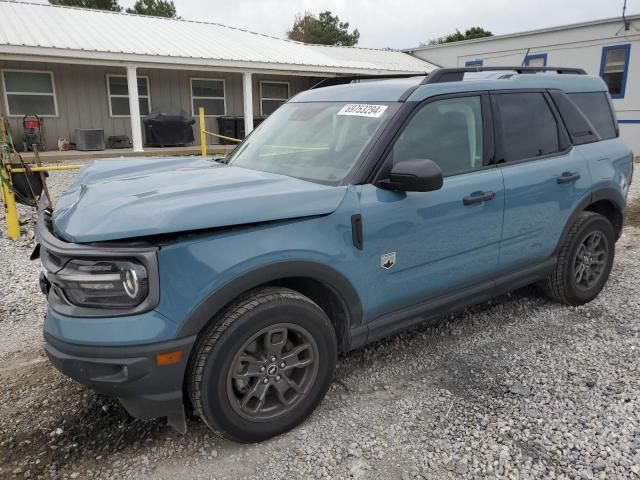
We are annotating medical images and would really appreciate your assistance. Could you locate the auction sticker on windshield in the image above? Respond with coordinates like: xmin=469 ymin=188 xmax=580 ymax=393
xmin=337 ymin=104 xmax=388 ymax=118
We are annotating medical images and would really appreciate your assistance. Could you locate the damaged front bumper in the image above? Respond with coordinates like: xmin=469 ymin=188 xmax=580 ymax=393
xmin=44 ymin=332 xmax=195 ymax=432
xmin=34 ymin=197 xmax=194 ymax=432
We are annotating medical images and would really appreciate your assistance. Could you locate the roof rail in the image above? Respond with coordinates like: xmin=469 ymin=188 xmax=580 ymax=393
xmin=421 ymin=66 xmax=587 ymax=84
xmin=311 ymin=73 xmax=427 ymax=89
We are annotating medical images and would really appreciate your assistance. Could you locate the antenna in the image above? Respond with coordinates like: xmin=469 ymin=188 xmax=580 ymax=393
xmin=521 ymin=47 xmax=531 ymax=66
xmin=623 ymin=0 xmax=630 ymax=31
xmin=616 ymin=0 xmax=638 ymax=34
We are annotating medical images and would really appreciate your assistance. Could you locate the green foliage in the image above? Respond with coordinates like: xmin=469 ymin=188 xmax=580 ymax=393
xmin=49 ymin=0 xmax=122 ymax=11
xmin=287 ymin=11 xmax=360 ymax=46
xmin=126 ymin=0 xmax=178 ymax=18
xmin=426 ymin=27 xmax=493 ymax=46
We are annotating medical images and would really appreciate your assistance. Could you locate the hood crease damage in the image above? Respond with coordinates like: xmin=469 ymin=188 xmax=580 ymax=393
xmin=51 ymin=157 xmax=347 ymax=243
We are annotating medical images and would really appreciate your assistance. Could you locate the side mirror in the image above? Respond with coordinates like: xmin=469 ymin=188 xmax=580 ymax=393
xmin=378 ymin=159 xmax=443 ymax=192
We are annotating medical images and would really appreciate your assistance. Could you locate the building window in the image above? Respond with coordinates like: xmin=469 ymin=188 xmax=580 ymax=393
xmin=191 ymin=78 xmax=225 ymax=117
xmin=524 ymin=53 xmax=547 ymax=67
xmin=465 ymin=60 xmax=483 ymax=67
xmin=2 ymin=69 xmax=58 ymax=117
xmin=260 ymin=81 xmax=290 ymax=116
xmin=600 ymin=44 xmax=631 ymax=99
xmin=107 ymin=75 xmax=151 ymax=117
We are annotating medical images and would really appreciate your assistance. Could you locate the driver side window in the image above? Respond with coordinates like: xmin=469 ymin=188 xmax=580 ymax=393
xmin=390 ymin=96 xmax=484 ymax=177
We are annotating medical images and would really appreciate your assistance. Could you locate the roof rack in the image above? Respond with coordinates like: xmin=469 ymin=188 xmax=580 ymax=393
xmin=311 ymin=73 xmax=427 ymax=89
xmin=309 ymin=66 xmax=587 ymax=90
xmin=421 ymin=66 xmax=587 ymax=84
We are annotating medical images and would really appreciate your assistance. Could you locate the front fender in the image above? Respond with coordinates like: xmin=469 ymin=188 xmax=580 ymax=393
xmin=175 ymin=260 xmax=363 ymax=339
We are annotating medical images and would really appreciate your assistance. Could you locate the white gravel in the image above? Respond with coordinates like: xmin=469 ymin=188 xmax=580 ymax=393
xmin=1 ymin=166 xmax=639 ymax=480
xmin=0 ymin=165 xmax=79 ymax=363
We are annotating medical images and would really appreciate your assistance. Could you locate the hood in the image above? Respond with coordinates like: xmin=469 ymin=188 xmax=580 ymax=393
xmin=52 ymin=156 xmax=347 ymax=243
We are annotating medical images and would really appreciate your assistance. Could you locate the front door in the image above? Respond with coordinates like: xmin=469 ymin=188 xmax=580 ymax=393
xmin=357 ymin=94 xmax=505 ymax=322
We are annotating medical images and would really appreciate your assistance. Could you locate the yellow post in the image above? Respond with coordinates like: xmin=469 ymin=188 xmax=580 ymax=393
xmin=199 ymin=107 xmax=207 ymax=157
xmin=11 ymin=165 xmax=83 ymax=173
xmin=1 ymin=166 xmax=20 ymax=240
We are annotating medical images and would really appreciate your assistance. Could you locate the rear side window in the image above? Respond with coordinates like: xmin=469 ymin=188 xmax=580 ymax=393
xmin=549 ymin=91 xmax=599 ymax=145
xmin=492 ymin=93 xmax=560 ymax=163
xmin=568 ymin=92 xmax=617 ymax=140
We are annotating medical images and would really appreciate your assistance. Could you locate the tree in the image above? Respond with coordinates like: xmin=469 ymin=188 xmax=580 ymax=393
xmin=425 ymin=27 xmax=493 ymax=46
xmin=126 ymin=0 xmax=178 ymax=18
xmin=49 ymin=0 xmax=122 ymax=11
xmin=287 ymin=11 xmax=360 ymax=46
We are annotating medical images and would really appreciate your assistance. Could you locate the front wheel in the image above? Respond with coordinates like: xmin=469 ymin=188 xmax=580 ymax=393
xmin=543 ymin=211 xmax=615 ymax=306
xmin=188 ymin=287 xmax=337 ymax=442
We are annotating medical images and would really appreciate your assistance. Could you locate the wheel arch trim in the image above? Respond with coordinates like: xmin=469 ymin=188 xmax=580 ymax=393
xmin=176 ymin=261 xmax=364 ymax=341
xmin=553 ymin=187 xmax=626 ymax=256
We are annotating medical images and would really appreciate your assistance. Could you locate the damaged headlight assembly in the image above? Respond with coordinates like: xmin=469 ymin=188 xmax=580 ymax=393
xmin=35 ymin=208 xmax=160 ymax=316
xmin=48 ymin=259 xmax=149 ymax=308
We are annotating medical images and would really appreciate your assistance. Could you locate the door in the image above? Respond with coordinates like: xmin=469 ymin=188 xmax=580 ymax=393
xmin=358 ymin=94 xmax=505 ymax=321
xmin=491 ymin=91 xmax=591 ymax=272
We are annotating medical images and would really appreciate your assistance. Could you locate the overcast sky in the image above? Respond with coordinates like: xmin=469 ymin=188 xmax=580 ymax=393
xmin=114 ymin=0 xmax=637 ymax=49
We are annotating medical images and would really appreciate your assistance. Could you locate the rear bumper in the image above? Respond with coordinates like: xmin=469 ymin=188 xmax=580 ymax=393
xmin=44 ymin=333 xmax=196 ymax=420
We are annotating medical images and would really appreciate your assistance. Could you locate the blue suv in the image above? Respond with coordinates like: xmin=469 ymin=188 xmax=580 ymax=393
xmin=36 ymin=66 xmax=634 ymax=442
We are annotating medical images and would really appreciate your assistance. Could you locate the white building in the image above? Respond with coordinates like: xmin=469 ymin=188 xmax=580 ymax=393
xmin=0 ymin=1 xmax=435 ymax=155
xmin=406 ymin=15 xmax=640 ymax=155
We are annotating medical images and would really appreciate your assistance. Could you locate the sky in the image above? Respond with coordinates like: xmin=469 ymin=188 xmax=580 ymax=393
xmin=113 ymin=0 xmax=639 ymax=49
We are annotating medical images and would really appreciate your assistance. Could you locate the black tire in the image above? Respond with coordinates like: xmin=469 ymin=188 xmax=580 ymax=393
xmin=543 ymin=211 xmax=615 ymax=306
xmin=188 ymin=287 xmax=337 ymax=443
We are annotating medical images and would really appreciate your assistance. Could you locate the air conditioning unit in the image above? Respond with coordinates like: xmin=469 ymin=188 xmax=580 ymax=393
xmin=75 ymin=129 xmax=105 ymax=151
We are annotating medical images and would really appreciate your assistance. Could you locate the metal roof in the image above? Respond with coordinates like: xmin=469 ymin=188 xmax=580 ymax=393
xmin=0 ymin=1 xmax=436 ymax=75
xmin=405 ymin=14 xmax=640 ymax=53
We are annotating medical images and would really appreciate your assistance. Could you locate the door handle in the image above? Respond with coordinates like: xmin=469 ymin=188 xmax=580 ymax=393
xmin=557 ymin=172 xmax=581 ymax=184
xmin=463 ymin=191 xmax=496 ymax=205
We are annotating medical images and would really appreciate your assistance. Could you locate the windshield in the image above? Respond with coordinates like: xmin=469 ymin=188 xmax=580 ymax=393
xmin=228 ymin=102 xmax=396 ymax=184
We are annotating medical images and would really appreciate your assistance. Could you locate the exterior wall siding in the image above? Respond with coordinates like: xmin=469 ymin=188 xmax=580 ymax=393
xmin=409 ymin=18 xmax=640 ymax=155
xmin=0 ymin=60 xmax=318 ymax=150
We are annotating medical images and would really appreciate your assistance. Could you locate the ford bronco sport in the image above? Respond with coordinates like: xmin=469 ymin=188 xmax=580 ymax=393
xmin=36 ymin=66 xmax=634 ymax=442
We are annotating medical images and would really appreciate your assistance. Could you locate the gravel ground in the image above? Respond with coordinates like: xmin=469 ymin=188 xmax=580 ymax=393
xmin=1 ymin=166 xmax=639 ymax=480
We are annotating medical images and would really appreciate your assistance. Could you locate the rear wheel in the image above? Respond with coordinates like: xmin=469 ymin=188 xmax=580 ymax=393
xmin=188 ymin=287 xmax=337 ymax=442
xmin=543 ymin=211 xmax=615 ymax=306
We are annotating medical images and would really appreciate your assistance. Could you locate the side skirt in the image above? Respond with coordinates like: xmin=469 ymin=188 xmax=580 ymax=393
xmin=358 ymin=258 xmax=557 ymax=347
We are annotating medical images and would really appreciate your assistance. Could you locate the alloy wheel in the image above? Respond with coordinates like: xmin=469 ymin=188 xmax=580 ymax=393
xmin=226 ymin=323 xmax=319 ymax=422
xmin=573 ymin=231 xmax=608 ymax=290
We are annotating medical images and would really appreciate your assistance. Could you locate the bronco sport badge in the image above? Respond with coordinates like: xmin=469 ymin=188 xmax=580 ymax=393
xmin=381 ymin=252 xmax=396 ymax=270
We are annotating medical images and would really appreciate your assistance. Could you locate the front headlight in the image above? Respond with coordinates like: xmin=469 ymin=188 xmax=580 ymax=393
xmin=49 ymin=258 xmax=149 ymax=309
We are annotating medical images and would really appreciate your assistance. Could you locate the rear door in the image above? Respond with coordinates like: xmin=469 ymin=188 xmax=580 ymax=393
xmin=357 ymin=93 xmax=505 ymax=321
xmin=492 ymin=91 xmax=591 ymax=272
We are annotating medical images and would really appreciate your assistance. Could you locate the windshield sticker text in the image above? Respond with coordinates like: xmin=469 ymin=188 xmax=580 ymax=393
xmin=337 ymin=104 xmax=388 ymax=118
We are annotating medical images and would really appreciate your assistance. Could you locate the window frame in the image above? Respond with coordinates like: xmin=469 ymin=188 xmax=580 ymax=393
xmin=524 ymin=53 xmax=548 ymax=67
xmin=1 ymin=68 xmax=59 ymax=118
xmin=465 ymin=60 xmax=483 ymax=67
xmin=106 ymin=74 xmax=151 ymax=118
xmin=260 ymin=80 xmax=290 ymax=116
xmin=371 ymin=92 xmax=496 ymax=183
xmin=190 ymin=77 xmax=226 ymax=117
xmin=490 ymin=89 xmax=572 ymax=167
xmin=599 ymin=44 xmax=631 ymax=99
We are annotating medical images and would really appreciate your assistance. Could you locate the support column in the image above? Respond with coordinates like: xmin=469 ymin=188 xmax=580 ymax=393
xmin=126 ymin=65 xmax=144 ymax=152
xmin=242 ymin=72 xmax=254 ymax=136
